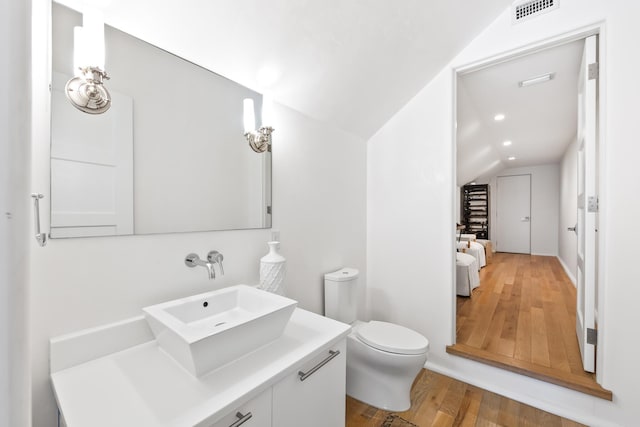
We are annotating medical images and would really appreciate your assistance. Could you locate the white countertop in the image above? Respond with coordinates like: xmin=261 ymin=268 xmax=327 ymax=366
xmin=51 ymin=308 xmax=350 ymax=427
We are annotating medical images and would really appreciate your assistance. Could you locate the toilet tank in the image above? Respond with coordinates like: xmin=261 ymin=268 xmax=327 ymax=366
xmin=324 ymin=268 xmax=359 ymax=324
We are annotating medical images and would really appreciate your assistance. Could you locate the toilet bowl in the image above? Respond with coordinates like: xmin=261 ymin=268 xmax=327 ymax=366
xmin=347 ymin=320 xmax=428 ymax=411
xmin=324 ymin=268 xmax=429 ymax=411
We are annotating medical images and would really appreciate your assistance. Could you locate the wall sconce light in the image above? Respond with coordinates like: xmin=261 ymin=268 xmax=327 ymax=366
xmin=243 ymin=98 xmax=274 ymax=153
xmin=65 ymin=9 xmax=111 ymax=114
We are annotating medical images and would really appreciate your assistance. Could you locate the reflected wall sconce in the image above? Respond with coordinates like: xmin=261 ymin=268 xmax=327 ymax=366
xmin=65 ymin=9 xmax=111 ymax=114
xmin=243 ymin=98 xmax=274 ymax=153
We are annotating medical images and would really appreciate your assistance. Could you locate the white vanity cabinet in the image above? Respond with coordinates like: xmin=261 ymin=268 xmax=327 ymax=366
xmin=210 ymin=340 xmax=347 ymax=427
xmin=209 ymin=388 xmax=272 ymax=427
xmin=50 ymin=309 xmax=351 ymax=427
xmin=272 ymin=340 xmax=347 ymax=427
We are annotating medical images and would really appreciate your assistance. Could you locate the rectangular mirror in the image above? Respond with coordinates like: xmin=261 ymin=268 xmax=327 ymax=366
xmin=50 ymin=2 xmax=271 ymax=238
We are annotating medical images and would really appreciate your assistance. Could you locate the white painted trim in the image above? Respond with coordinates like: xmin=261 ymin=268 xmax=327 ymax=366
xmin=531 ymin=252 xmax=560 ymax=257
xmin=425 ymin=360 xmax=616 ymax=427
xmin=593 ymin=21 xmax=608 ymax=387
xmin=451 ymin=21 xmax=607 ymax=387
xmin=449 ymin=66 xmax=458 ymax=347
xmin=557 ymin=255 xmax=577 ymax=286
xmin=456 ymin=22 xmax=603 ymax=76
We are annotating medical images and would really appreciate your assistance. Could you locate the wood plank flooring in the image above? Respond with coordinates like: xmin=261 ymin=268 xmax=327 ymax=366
xmin=448 ymin=253 xmax=611 ymax=400
xmin=345 ymin=369 xmax=586 ymax=427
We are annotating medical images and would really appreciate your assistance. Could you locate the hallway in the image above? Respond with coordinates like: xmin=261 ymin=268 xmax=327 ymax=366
xmin=448 ymin=253 xmax=610 ymax=400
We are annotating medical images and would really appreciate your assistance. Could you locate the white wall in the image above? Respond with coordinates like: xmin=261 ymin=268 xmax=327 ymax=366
xmin=1 ymin=0 xmax=32 ymax=426
xmin=31 ymin=2 xmax=366 ymax=425
xmin=482 ymin=163 xmax=560 ymax=256
xmin=271 ymin=105 xmax=367 ymax=318
xmin=368 ymin=1 xmax=640 ymax=425
xmin=559 ymin=139 xmax=578 ymax=283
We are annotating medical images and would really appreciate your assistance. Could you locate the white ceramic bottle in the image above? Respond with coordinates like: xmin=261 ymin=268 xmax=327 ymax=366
xmin=259 ymin=241 xmax=286 ymax=295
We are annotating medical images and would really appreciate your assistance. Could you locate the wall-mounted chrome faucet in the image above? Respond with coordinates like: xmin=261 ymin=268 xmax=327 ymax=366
xmin=208 ymin=250 xmax=224 ymax=275
xmin=185 ymin=251 xmax=224 ymax=279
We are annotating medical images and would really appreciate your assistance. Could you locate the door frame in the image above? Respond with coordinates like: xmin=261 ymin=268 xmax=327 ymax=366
xmin=450 ymin=22 xmax=607 ymax=384
xmin=575 ymin=34 xmax=599 ymax=372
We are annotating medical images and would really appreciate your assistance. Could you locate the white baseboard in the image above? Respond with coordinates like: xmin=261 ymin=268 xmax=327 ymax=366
xmin=557 ymin=256 xmax=577 ymax=287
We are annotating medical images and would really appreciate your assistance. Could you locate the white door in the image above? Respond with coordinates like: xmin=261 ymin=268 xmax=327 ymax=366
xmin=575 ymin=35 xmax=598 ymax=373
xmin=50 ymin=72 xmax=134 ymax=237
xmin=496 ymin=174 xmax=531 ymax=254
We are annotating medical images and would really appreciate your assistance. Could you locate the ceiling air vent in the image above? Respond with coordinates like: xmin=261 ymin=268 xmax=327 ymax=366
xmin=512 ymin=0 xmax=559 ymax=24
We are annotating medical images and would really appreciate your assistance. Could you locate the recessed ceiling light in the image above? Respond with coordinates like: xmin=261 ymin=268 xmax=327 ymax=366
xmin=519 ymin=72 xmax=555 ymax=88
xmin=503 ymin=140 xmax=512 ymax=146
xmin=508 ymin=156 xmax=516 ymax=161
xmin=494 ymin=114 xmax=505 ymax=121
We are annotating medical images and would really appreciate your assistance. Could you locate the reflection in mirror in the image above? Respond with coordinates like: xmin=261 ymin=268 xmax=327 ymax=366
xmin=50 ymin=2 xmax=271 ymax=238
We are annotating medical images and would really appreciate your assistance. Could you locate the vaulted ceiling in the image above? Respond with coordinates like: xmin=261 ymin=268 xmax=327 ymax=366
xmin=57 ymin=0 xmax=513 ymax=139
xmin=457 ymin=39 xmax=584 ymax=186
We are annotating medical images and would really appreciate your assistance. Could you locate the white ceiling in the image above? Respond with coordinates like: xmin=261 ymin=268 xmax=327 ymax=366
xmin=457 ymin=39 xmax=585 ymax=186
xmin=56 ymin=0 xmax=513 ymax=139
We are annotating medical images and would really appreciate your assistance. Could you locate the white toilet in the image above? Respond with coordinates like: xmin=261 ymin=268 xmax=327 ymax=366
xmin=324 ymin=268 xmax=429 ymax=411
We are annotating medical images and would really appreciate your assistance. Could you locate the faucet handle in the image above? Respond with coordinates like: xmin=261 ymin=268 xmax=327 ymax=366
xmin=185 ymin=253 xmax=201 ymax=268
xmin=207 ymin=250 xmax=224 ymax=275
xmin=185 ymin=253 xmax=215 ymax=279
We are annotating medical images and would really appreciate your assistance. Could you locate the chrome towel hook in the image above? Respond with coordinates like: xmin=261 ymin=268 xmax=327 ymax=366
xmin=31 ymin=193 xmax=47 ymax=247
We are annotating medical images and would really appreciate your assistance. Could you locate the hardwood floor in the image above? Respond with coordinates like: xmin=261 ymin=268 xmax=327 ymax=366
xmin=345 ymin=369 xmax=585 ymax=427
xmin=448 ymin=252 xmax=611 ymax=400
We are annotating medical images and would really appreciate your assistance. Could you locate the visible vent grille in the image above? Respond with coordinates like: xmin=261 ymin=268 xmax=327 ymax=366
xmin=513 ymin=0 xmax=559 ymax=23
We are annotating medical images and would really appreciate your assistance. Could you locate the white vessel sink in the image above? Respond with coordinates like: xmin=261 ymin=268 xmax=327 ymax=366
xmin=143 ymin=284 xmax=297 ymax=377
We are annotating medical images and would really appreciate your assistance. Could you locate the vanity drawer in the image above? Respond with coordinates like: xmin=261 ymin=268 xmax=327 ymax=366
xmin=209 ymin=388 xmax=271 ymax=427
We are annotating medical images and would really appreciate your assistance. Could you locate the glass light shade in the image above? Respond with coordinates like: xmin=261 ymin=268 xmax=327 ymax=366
xmin=72 ymin=26 xmax=87 ymax=76
xmin=82 ymin=8 xmax=105 ymax=70
xmin=243 ymin=98 xmax=255 ymax=133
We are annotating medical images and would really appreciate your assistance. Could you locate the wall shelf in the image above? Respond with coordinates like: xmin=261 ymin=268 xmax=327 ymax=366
xmin=461 ymin=184 xmax=490 ymax=239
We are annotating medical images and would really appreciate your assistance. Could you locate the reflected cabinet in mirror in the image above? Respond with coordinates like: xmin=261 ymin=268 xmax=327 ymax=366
xmin=50 ymin=2 xmax=271 ymax=238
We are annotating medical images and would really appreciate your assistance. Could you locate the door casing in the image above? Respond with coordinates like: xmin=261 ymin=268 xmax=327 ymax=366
xmin=450 ymin=23 xmax=607 ymax=385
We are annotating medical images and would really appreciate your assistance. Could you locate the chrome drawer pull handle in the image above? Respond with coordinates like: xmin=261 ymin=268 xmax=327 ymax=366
xmin=229 ymin=411 xmax=252 ymax=427
xmin=298 ymin=350 xmax=340 ymax=382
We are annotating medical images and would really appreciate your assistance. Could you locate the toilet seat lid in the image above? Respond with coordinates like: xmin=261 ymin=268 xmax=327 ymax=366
xmin=356 ymin=321 xmax=429 ymax=355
